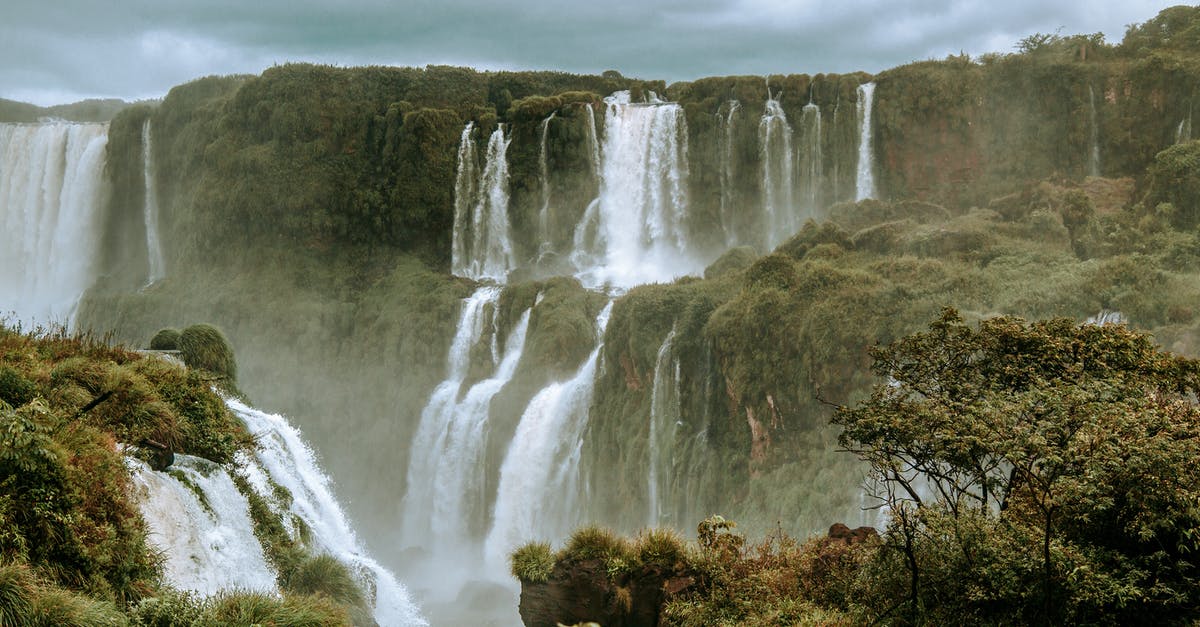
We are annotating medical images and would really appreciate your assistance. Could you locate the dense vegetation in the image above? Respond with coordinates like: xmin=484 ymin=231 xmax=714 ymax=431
xmin=523 ymin=311 xmax=1200 ymax=625
xmin=54 ymin=8 xmax=1200 ymax=625
xmin=0 ymin=323 xmax=372 ymax=625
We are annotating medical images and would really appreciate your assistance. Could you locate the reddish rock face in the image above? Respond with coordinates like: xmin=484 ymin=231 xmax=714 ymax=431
xmin=517 ymin=558 xmax=698 ymax=627
xmin=828 ymin=522 xmax=879 ymax=545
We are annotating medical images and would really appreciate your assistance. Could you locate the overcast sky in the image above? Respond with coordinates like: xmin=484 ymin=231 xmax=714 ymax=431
xmin=0 ymin=0 xmax=1183 ymax=106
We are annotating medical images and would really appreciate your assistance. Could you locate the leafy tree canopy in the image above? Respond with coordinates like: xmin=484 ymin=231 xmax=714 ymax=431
xmin=835 ymin=309 xmax=1200 ymax=624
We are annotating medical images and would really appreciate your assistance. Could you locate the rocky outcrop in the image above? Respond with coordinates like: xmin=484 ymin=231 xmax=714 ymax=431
xmin=517 ymin=559 xmax=698 ymax=627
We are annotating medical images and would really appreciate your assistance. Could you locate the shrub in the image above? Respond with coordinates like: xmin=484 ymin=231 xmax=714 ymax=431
xmin=511 ymin=542 xmax=555 ymax=583
xmin=27 ymin=587 xmax=127 ymax=627
xmin=634 ymin=528 xmax=688 ymax=567
xmin=560 ymin=526 xmax=633 ymax=577
xmin=147 ymin=329 xmax=180 ymax=351
xmin=284 ymin=554 xmax=364 ymax=608
xmin=127 ymin=588 xmax=207 ymax=626
xmin=203 ymin=590 xmax=349 ymax=626
xmin=0 ymin=561 xmax=35 ymax=626
xmin=176 ymin=324 xmax=237 ymax=382
xmin=0 ymin=367 xmax=35 ymax=409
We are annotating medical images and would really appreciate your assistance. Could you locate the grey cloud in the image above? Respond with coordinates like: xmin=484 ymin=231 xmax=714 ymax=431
xmin=0 ymin=0 xmax=1179 ymax=105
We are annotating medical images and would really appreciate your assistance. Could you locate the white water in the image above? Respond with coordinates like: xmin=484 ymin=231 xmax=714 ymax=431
xmin=855 ymin=82 xmax=877 ymax=201
xmin=1177 ymin=117 xmax=1193 ymax=144
xmin=452 ymin=125 xmax=515 ymax=281
xmin=227 ymin=398 xmax=427 ymax=626
xmin=129 ymin=455 xmax=278 ymax=596
xmin=402 ymin=286 xmax=532 ymax=552
xmin=142 ymin=119 xmax=166 ymax=285
xmin=1088 ymin=85 xmax=1101 ymax=177
xmin=0 ymin=122 xmax=108 ymax=329
xmin=798 ymin=102 xmax=823 ymax=221
xmin=647 ymin=326 xmax=680 ymax=527
xmin=760 ymin=93 xmax=795 ymax=250
xmin=485 ymin=302 xmax=614 ymax=566
xmin=719 ymin=100 xmax=741 ymax=246
xmin=573 ymin=91 xmax=697 ymax=287
xmin=537 ymin=113 xmax=556 ymax=254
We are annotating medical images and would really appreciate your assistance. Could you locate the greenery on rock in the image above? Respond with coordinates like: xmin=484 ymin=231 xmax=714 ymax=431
xmin=0 ymin=324 xmax=368 ymax=625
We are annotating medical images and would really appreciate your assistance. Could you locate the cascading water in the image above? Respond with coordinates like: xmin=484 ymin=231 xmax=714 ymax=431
xmin=0 ymin=122 xmax=108 ymax=329
xmin=1177 ymin=117 xmax=1193 ymax=144
xmin=142 ymin=119 xmax=166 ymax=285
xmin=573 ymin=91 xmax=696 ymax=287
xmin=1088 ymin=85 xmax=1101 ymax=177
xmin=798 ymin=101 xmax=823 ymax=221
xmin=451 ymin=125 xmax=515 ymax=281
xmin=228 ymin=399 xmax=427 ymax=627
xmin=719 ymin=100 xmax=741 ymax=247
xmin=855 ymin=82 xmax=877 ymax=201
xmin=647 ymin=326 xmax=680 ymax=527
xmin=402 ymin=286 xmax=532 ymax=553
xmin=537 ymin=113 xmax=556 ymax=254
xmin=485 ymin=302 xmax=614 ymax=567
xmin=760 ymin=92 xmax=795 ymax=250
xmin=129 ymin=455 xmax=278 ymax=596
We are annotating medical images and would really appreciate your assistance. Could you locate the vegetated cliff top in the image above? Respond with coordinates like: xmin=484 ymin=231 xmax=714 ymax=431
xmin=0 ymin=322 xmax=369 ymax=625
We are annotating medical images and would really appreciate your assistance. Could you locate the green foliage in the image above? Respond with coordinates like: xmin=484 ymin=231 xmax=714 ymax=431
xmin=0 ymin=367 xmax=35 ymax=408
xmin=177 ymin=324 xmax=237 ymax=383
xmin=27 ymin=586 xmax=128 ymax=627
xmin=560 ymin=526 xmax=634 ymax=577
xmin=0 ymin=561 xmax=35 ymax=626
xmin=147 ymin=329 xmax=180 ymax=351
xmin=511 ymin=542 xmax=555 ymax=583
xmin=127 ymin=588 xmax=207 ymax=626
xmin=634 ymin=528 xmax=688 ymax=566
xmin=836 ymin=309 xmax=1200 ymax=624
xmin=203 ymin=590 xmax=350 ymax=627
xmin=284 ymin=554 xmax=364 ymax=609
xmin=1142 ymin=140 xmax=1200 ymax=228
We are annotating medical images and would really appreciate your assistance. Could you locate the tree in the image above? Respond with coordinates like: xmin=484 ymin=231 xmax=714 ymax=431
xmin=834 ymin=309 xmax=1200 ymax=625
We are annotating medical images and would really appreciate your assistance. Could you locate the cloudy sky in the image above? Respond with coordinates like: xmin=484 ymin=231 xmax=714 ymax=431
xmin=0 ymin=0 xmax=1182 ymax=106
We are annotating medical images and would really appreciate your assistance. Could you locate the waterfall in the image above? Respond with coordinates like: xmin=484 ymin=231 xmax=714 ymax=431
xmin=129 ymin=455 xmax=278 ymax=596
xmin=451 ymin=125 xmax=514 ymax=281
xmin=537 ymin=113 xmax=556 ymax=254
xmin=760 ymin=92 xmax=795 ymax=250
xmin=485 ymin=302 xmax=613 ymax=566
xmin=798 ymin=101 xmax=823 ymax=221
xmin=719 ymin=100 xmax=741 ymax=246
xmin=855 ymin=82 xmax=877 ymax=201
xmin=1177 ymin=118 xmax=1193 ymax=144
xmin=0 ymin=122 xmax=108 ymax=329
xmin=583 ymin=103 xmax=601 ymax=181
xmin=647 ymin=327 xmax=680 ymax=526
xmin=142 ymin=119 xmax=166 ymax=285
xmin=1088 ymin=85 xmax=1101 ymax=177
xmin=573 ymin=91 xmax=696 ymax=288
xmin=228 ymin=399 xmax=427 ymax=627
xmin=402 ymin=286 xmax=532 ymax=552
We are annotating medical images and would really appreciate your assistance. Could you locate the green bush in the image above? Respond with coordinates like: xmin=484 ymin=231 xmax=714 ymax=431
xmin=27 ymin=587 xmax=127 ymax=627
xmin=0 ymin=367 xmax=35 ymax=408
xmin=203 ymin=590 xmax=350 ymax=626
xmin=0 ymin=561 xmax=35 ymax=626
xmin=284 ymin=554 xmax=364 ymax=608
xmin=511 ymin=542 xmax=555 ymax=583
xmin=127 ymin=588 xmax=206 ymax=626
xmin=177 ymin=324 xmax=237 ymax=382
xmin=147 ymin=329 xmax=180 ymax=351
xmin=634 ymin=528 xmax=688 ymax=566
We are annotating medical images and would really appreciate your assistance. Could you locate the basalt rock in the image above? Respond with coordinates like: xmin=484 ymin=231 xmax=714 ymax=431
xmin=517 ymin=558 xmax=698 ymax=627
